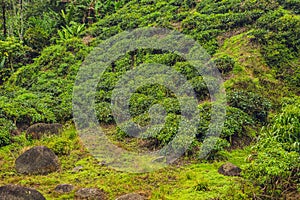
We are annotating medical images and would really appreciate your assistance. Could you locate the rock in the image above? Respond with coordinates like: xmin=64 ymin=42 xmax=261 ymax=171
xmin=218 ymin=162 xmax=241 ymax=176
xmin=0 ymin=184 xmax=46 ymax=200
xmin=15 ymin=146 xmax=60 ymax=175
xmin=75 ymin=188 xmax=107 ymax=200
xmin=116 ymin=193 xmax=145 ymax=200
xmin=26 ymin=123 xmax=63 ymax=140
xmin=11 ymin=123 xmax=29 ymax=137
xmin=73 ymin=166 xmax=84 ymax=172
xmin=55 ymin=184 xmax=74 ymax=193
xmin=98 ymin=161 xmax=107 ymax=166
xmin=10 ymin=129 xmax=21 ymax=136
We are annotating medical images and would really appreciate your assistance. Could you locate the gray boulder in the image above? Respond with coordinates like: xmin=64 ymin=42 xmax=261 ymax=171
xmin=15 ymin=146 xmax=59 ymax=175
xmin=26 ymin=123 xmax=63 ymax=140
xmin=75 ymin=188 xmax=107 ymax=200
xmin=116 ymin=193 xmax=145 ymax=200
xmin=55 ymin=184 xmax=74 ymax=193
xmin=0 ymin=184 xmax=45 ymax=200
xmin=218 ymin=162 xmax=241 ymax=176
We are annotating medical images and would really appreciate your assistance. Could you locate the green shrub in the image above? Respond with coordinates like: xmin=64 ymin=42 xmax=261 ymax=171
xmin=240 ymin=0 xmax=279 ymax=12
xmin=10 ymin=45 xmax=70 ymax=86
xmin=244 ymin=137 xmax=300 ymax=198
xmin=157 ymin=113 xmax=181 ymax=145
xmin=5 ymin=38 xmax=90 ymax=123
xmin=0 ymin=89 xmax=56 ymax=124
xmin=200 ymin=137 xmax=230 ymax=161
xmin=132 ymin=113 xmax=151 ymax=127
xmin=189 ymin=76 xmax=210 ymax=101
xmin=143 ymin=52 xmax=185 ymax=66
xmin=135 ymin=84 xmax=175 ymax=100
xmin=194 ymin=180 xmax=209 ymax=192
xmin=57 ymin=22 xmax=85 ymax=41
xmin=223 ymin=107 xmax=255 ymax=141
xmin=161 ymin=98 xmax=180 ymax=114
xmin=280 ymin=0 xmax=300 ymax=14
xmin=53 ymin=90 xmax=74 ymax=122
xmin=266 ymin=97 xmax=300 ymax=152
xmin=197 ymin=103 xmax=255 ymax=143
xmin=212 ymin=55 xmax=235 ymax=74
xmin=0 ymin=38 xmax=32 ymax=83
xmin=196 ymin=0 xmax=241 ymax=14
xmin=173 ymin=62 xmax=198 ymax=80
xmin=129 ymin=93 xmax=158 ymax=117
xmin=97 ymin=71 xmax=121 ymax=92
xmin=244 ymin=98 xmax=300 ymax=198
xmin=228 ymin=91 xmax=271 ymax=123
xmin=116 ymin=113 xmax=181 ymax=146
xmin=49 ymin=138 xmax=73 ymax=156
xmin=0 ymin=118 xmax=15 ymax=147
xmin=253 ymin=10 xmax=300 ymax=88
xmin=95 ymin=102 xmax=114 ymax=124
xmin=24 ymin=27 xmax=49 ymax=51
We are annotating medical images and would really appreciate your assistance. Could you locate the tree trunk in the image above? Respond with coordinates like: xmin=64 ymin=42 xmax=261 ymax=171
xmin=19 ymin=0 xmax=23 ymax=41
xmin=2 ymin=0 xmax=6 ymax=37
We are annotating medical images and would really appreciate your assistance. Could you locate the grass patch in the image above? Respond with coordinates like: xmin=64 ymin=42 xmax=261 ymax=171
xmin=0 ymin=125 xmax=255 ymax=199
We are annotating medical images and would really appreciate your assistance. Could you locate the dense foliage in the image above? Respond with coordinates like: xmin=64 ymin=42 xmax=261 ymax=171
xmin=245 ymin=97 xmax=300 ymax=198
xmin=0 ymin=0 xmax=299 ymax=199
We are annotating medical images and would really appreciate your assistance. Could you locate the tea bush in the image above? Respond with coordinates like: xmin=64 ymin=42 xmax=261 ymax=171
xmin=0 ymin=118 xmax=15 ymax=147
xmin=197 ymin=102 xmax=255 ymax=143
xmin=228 ymin=91 xmax=271 ymax=123
xmin=95 ymin=102 xmax=114 ymax=124
xmin=49 ymin=137 xmax=73 ymax=156
xmin=212 ymin=55 xmax=235 ymax=75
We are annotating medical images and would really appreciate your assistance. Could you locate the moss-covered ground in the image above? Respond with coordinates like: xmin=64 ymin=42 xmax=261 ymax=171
xmin=0 ymin=125 xmax=255 ymax=200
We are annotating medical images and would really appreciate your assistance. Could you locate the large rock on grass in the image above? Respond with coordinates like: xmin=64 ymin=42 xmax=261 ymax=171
xmin=15 ymin=146 xmax=59 ymax=175
xmin=26 ymin=123 xmax=63 ymax=140
xmin=0 ymin=184 xmax=45 ymax=200
xmin=218 ymin=162 xmax=241 ymax=176
xmin=75 ymin=188 xmax=107 ymax=200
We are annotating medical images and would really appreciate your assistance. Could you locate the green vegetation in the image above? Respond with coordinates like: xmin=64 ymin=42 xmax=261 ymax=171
xmin=0 ymin=0 xmax=299 ymax=199
xmin=0 ymin=125 xmax=256 ymax=199
xmin=244 ymin=98 xmax=300 ymax=198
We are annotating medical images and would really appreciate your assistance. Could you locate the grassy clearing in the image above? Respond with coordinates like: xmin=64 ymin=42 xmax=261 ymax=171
xmin=0 ymin=125 xmax=254 ymax=199
xmin=215 ymin=31 xmax=290 ymax=107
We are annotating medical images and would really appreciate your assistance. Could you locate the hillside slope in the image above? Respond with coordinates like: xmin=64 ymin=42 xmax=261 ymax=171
xmin=0 ymin=0 xmax=299 ymax=199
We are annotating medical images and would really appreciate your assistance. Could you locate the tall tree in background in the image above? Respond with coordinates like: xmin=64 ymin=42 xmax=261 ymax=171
xmin=18 ymin=0 xmax=23 ymax=40
xmin=1 ymin=0 xmax=23 ymax=40
xmin=1 ymin=0 xmax=6 ymax=37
